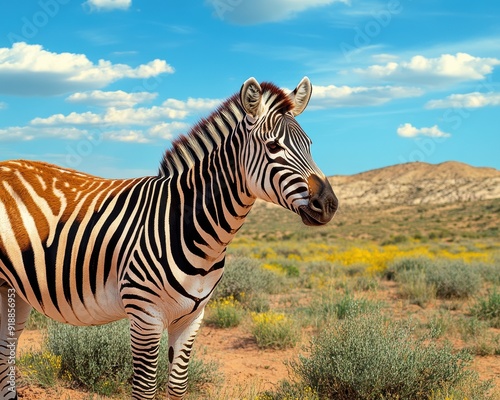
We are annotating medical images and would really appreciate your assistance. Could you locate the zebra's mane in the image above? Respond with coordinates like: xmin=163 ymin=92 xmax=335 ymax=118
xmin=159 ymin=82 xmax=294 ymax=177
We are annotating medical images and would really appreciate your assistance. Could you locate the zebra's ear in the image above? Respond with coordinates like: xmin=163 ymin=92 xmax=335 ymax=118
xmin=240 ymin=77 xmax=263 ymax=118
xmin=288 ymin=77 xmax=312 ymax=116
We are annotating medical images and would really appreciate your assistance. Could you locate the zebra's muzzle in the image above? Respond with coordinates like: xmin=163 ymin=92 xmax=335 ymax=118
xmin=298 ymin=174 xmax=338 ymax=226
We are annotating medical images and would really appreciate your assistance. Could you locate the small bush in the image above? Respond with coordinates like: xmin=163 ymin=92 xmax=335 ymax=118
xmin=343 ymin=263 xmax=367 ymax=277
xmin=251 ymin=311 xmax=299 ymax=349
xmin=427 ymin=260 xmax=482 ymax=299
xmin=475 ymin=262 xmax=500 ymax=285
xmin=381 ymin=234 xmax=408 ymax=246
xmin=352 ymin=276 xmax=378 ymax=291
xmin=456 ymin=316 xmax=489 ymax=341
xmin=245 ymin=293 xmax=271 ymax=313
xmin=205 ymin=296 xmax=244 ymax=328
xmin=18 ymin=349 xmax=61 ymax=388
xmin=307 ymin=291 xmax=379 ymax=325
xmin=280 ymin=261 xmax=300 ymax=277
xmin=47 ymin=319 xmax=134 ymax=395
xmin=470 ymin=288 xmax=500 ymax=328
xmin=389 ymin=258 xmax=482 ymax=299
xmin=426 ymin=311 xmax=452 ymax=339
xmin=333 ymin=292 xmax=379 ymax=320
xmin=213 ymin=256 xmax=286 ymax=302
xmin=385 ymin=256 xmax=433 ymax=281
xmin=46 ymin=319 xmax=219 ymax=395
xmin=286 ymin=313 xmax=493 ymax=400
xmin=398 ymin=269 xmax=436 ymax=307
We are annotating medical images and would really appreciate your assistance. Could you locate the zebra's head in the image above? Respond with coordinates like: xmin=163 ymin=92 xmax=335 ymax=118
xmin=239 ymin=77 xmax=338 ymax=226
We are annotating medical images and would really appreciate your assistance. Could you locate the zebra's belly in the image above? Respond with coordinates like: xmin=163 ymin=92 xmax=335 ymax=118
xmin=0 ymin=262 xmax=127 ymax=326
xmin=40 ymin=284 xmax=128 ymax=326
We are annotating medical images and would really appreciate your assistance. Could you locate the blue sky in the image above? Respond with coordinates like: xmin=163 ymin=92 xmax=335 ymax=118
xmin=1 ymin=0 xmax=499 ymax=178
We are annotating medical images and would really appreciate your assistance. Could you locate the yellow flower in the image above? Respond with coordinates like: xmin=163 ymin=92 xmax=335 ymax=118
xmin=251 ymin=311 xmax=286 ymax=326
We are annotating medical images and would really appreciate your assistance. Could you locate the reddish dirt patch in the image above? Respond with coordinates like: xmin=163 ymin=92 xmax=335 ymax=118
xmin=196 ymin=325 xmax=296 ymax=392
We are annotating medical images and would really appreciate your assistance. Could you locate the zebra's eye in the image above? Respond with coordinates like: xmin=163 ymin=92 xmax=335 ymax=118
xmin=266 ymin=140 xmax=282 ymax=154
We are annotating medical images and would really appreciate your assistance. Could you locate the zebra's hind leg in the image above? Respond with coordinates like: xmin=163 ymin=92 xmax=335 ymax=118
xmin=0 ymin=285 xmax=32 ymax=399
xmin=166 ymin=310 xmax=205 ymax=400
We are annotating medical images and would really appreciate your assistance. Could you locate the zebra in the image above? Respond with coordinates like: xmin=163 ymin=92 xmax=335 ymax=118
xmin=0 ymin=77 xmax=338 ymax=399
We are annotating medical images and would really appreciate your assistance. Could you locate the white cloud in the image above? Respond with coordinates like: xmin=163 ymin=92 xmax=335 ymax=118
xmin=0 ymin=42 xmax=173 ymax=96
xmin=66 ymin=90 xmax=157 ymax=108
xmin=397 ymin=123 xmax=450 ymax=138
xmin=148 ymin=122 xmax=190 ymax=140
xmin=355 ymin=53 xmax=500 ymax=85
xmin=0 ymin=126 xmax=88 ymax=141
xmin=309 ymin=84 xmax=423 ymax=108
xmin=30 ymin=107 xmax=187 ymax=127
xmin=425 ymin=92 xmax=500 ymax=109
xmin=207 ymin=0 xmax=347 ymax=24
xmin=0 ymin=121 xmax=190 ymax=143
xmin=84 ymin=0 xmax=131 ymax=11
xmin=0 ymin=101 xmax=7 ymax=110
xmin=162 ymin=97 xmax=222 ymax=112
xmin=103 ymin=106 xmax=188 ymax=125
xmin=11 ymin=96 xmax=219 ymax=143
xmin=102 ymin=129 xmax=149 ymax=143
xmin=31 ymin=97 xmax=221 ymax=127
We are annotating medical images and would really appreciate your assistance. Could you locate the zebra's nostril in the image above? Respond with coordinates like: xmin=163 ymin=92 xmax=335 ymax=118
xmin=310 ymin=198 xmax=323 ymax=213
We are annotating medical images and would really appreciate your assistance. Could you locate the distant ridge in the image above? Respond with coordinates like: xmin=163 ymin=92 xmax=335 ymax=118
xmin=329 ymin=161 xmax=500 ymax=206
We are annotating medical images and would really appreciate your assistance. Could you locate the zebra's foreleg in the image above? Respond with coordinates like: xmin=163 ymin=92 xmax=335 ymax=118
xmin=128 ymin=312 xmax=164 ymax=400
xmin=0 ymin=285 xmax=32 ymax=399
xmin=166 ymin=309 xmax=205 ymax=400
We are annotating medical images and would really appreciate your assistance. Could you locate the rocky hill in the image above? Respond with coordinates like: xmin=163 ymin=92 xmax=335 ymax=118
xmin=329 ymin=161 xmax=500 ymax=206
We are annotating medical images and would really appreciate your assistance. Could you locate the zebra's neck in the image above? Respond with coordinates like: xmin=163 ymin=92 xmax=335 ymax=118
xmin=157 ymin=95 xmax=255 ymax=267
xmin=159 ymin=95 xmax=244 ymax=177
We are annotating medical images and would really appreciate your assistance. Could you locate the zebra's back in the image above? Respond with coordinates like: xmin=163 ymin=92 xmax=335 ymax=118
xmin=0 ymin=159 xmax=153 ymax=325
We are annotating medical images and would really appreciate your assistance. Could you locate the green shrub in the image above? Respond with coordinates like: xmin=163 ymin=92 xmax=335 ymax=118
xmin=46 ymin=319 xmax=219 ymax=395
xmin=389 ymin=258 xmax=482 ymax=299
xmin=245 ymin=293 xmax=270 ymax=313
xmin=286 ymin=313 xmax=493 ymax=400
xmin=343 ymin=263 xmax=367 ymax=277
xmin=47 ymin=319 xmax=134 ymax=395
xmin=280 ymin=261 xmax=300 ymax=277
xmin=300 ymin=260 xmax=339 ymax=288
xmin=427 ymin=260 xmax=482 ymax=299
xmin=385 ymin=256 xmax=433 ymax=281
xmin=456 ymin=316 xmax=489 ymax=341
xmin=333 ymin=292 xmax=379 ymax=320
xmin=398 ymin=269 xmax=436 ymax=307
xmin=470 ymin=288 xmax=500 ymax=328
xmin=475 ymin=262 xmax=500 ymax=285
xmin=305 ymin=291 xmax=380 ymax=329
xmin=213 ymin=256 xmax=286 ymax=302
xmin=205 ymin=296 xmax=244 ymax=328
xmin=426 ymin=311 xmax=452 ymax=339
xmin=18 ymin=349 xmax=61 ymax=388
xmin=381 ymin=234 xmax=408 ymax=246
xmin=352 ymin=276 xmax=379 ymax=291
xmin=251 ymin=311 xmax=300 ymax=349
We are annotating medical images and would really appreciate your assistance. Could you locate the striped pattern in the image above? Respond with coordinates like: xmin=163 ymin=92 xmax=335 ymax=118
xmin=0 ymin=77 xmax=337 ymax=399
